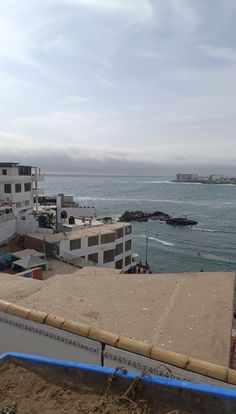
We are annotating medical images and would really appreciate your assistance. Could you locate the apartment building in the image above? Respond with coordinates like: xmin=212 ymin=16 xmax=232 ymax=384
xmin=25 ymin=222 xmax=133 ymax=272
xmin=0 ymin=162 xmax=44 ymax=217
xmin=0 ymin=162 xmax=44 ymax=240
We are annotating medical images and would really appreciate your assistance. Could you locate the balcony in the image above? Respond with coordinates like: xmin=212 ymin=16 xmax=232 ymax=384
xmin=31 ymin=173 xmax=45 ymax=182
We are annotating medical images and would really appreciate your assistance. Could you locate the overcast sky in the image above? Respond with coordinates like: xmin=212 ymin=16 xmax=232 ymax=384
xmin=0 ymin=0 xmax=236 ymax=174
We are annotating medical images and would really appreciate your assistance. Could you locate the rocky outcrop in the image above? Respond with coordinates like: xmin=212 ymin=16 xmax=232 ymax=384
xmin=166 ymin=217 xmax=198 ymax=226
xmin=118 ymin=211 xmax=198 ymax=226
xmin=118 ymin=211 xmax=170 ymax=222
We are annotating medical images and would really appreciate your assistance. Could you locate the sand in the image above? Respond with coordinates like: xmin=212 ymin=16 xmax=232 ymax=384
xmin=0 ymin=361 xmax=185 ymax=414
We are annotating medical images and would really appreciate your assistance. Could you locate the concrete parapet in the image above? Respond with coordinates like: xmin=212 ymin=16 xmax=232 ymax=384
xmin=61 ymin=320 xmax=89 ymax=337
xmin=0 ymin=298 xmax=235 ymax=385
xmin=7 ymin=304 xmax=30 ymax=319
xmin=116 ymin=336 xmax=152 ymax=358
xmin=0 ymin=300 xmax=11 ymax=312
xmin=45 ymin=314 xmax=65 ymax=329
xmin=228 ymin=369 xmax=236 ymax=385
xmin=27 ymin=309 xmax=48 ymax=324
xmin=186 ymin=357 xmax=228 ymax=382
xmin=88 ymin=327 xmax=119 ymax=347
xmin=151 ymin=346 xmax=187 ymax=369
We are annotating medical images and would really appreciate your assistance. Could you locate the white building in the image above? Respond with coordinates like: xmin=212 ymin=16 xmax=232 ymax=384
xmin=0 ymin=162 xmax=44 ymax=240
xmin=57 ymin=194 xmax=96 ymax=223
xmin=26 ymin=222 xmax=133 ymax=272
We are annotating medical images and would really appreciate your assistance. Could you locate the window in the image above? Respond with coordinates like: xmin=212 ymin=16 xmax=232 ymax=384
xmin=19 ymin=166 xmax=31 ymax=175
xmin=101 ymin=233 xmax=115 ymax=244
xmin=103 ymin=249 xmax=115 ymax=263
xmin=115 ymin=259 xmax=123 ymax=269
xmin=125 ymin=239 xmax=132 ymax=252
xmin=88 ymin=235 xmax=99 ymax=246
xmin=125 ymin=225 xmax=132 ymax=235
xmin=4 ymin=184 xmax=11 ymax=193
xmin=115 ymin=242 xmax=123 ymax=256
xmin=24 ymin=183 xmax=31 ymax=192
xmin=16 ymin=202 xmax=21 ymax=208
xmin=88 ymin=252 xmax=98 ymax=263
xmin=2 ymin=169 xmax=7 ymax=175
xmin=25 ymin=200 xmax=30 ymax=206
xmin=15 ymin=183 xmax=21 ymax=193
xmin=116 ymin=227 xmax=124 ymax=239
xmin=125 ymin=255 xmax=132 ymax=266
xmin=70 ymin=239 xmax=81 ymax=250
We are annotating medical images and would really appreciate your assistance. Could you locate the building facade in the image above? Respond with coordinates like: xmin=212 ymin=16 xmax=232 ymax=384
xmin=56 ymin=193 xmax=96 ymax=223
xmin=25 ymin=222 xmax=133 ymax=272
xmin=0 ymin=162 xmax=44 ymax=239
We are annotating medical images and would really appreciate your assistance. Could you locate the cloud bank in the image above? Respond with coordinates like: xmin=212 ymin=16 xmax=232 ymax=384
xmin=0 ymin=0 xmax=235 ymax=174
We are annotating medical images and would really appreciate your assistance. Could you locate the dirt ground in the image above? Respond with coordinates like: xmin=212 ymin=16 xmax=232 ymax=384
xmin=0 ymin=361 xmax=184 ymax=414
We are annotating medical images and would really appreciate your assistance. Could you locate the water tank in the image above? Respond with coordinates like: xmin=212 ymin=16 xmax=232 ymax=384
xmin=68 ymin=216 xmax=75 ymax=225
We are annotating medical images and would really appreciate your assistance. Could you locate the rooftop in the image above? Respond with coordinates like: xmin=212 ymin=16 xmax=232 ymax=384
xmin=0 ymin=162 xmax=19 ymax=167
xmin=0 ymin=269 xmax=234 ymax=367
xmin=27 ymin=223 xmax=130 ymax=243
xmin=12 ymin=249 xmax=45 ymax=259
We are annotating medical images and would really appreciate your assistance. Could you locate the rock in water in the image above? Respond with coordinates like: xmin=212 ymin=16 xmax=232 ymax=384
xmin=118 ymin=210 xmax=170 ymax=222
xmin=166 ymin=217 xmax=198 ymax=226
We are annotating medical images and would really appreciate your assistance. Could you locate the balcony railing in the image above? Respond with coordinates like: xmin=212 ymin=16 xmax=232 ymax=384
xmin=31 ymin=173 xmax=45 ymax=181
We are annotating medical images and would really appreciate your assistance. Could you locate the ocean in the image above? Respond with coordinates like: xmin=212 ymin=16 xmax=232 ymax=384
xmin=42 ymin=175 xmax=236 ymax=273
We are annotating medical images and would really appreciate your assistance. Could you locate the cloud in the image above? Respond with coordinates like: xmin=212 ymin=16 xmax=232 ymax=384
xmin=61 ymin=0 xmax=154 ymax=22
xmin=198 ymin=45 xmax=236 ymax=62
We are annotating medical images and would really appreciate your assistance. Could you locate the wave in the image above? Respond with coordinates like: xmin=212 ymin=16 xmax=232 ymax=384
xmin=192 ymin=228 xmax=216 ymax=233
xmin=149 ymin=236 xmax=174 ymax=246
xmin=133 ymin=234 xmax=174 ymax=247
xmin=75 ymin=196 xmax=234 ymax=207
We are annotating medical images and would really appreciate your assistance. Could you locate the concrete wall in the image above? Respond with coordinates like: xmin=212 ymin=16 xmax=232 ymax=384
xmin=16 ymin=216 xmax=38 ymax=235
xmin=24 ymin=235 xmax=45 ymax=252
xmin=0 ymin=216 xmax=16 ymax=244
xmin=0 ymin=305 xmax=236 ymax=389
xmin=0 ymin=312 xmax=101 ymax=365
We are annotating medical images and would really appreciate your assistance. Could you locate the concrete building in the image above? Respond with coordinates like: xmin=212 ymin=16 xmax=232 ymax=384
xmin=25 ymin=222 xmax=133 ymax=271
xmin=0 ymin=162 xmax=44 ymax=241
xmin=176 ymin=173 xmax=199 ymax=182
xmin=57 ymin=193 xmax=96 ymax=223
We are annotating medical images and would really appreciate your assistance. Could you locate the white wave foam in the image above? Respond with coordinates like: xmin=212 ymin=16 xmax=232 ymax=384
xmin=192 ymin=228 xmax=216 ymax=233
xmin=133 ymin=234 xmax=174 ymax=246
xmin=149 ymin=236 xmax=174 ymax=246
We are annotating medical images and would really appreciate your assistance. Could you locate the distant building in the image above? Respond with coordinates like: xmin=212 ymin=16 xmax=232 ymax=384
xmin=176 ymin=173 xmax=199 ymax=182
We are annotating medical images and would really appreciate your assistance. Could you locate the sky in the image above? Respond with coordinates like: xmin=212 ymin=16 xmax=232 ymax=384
xmin=0 ymin=0 xmax=236 ymax=175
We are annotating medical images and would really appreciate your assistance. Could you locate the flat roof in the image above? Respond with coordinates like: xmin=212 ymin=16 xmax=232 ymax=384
xmin=0 ymin=162 xmax=19 ymax=167
xmin=12 ymin=249 xmax=45 ymax=259
xmin=27 ymin=223 xmax=130 ymax=243
xmin=0 ymin=270 xmax=234 ymax=366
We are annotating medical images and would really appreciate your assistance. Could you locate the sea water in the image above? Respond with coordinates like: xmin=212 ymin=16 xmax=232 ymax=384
xmin=42 ymin=175 xmax=236 ymax=273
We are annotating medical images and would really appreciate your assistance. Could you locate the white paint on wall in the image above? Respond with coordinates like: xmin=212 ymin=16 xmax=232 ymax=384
xmin=0 ymin=312 xmax=101 ymax=365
